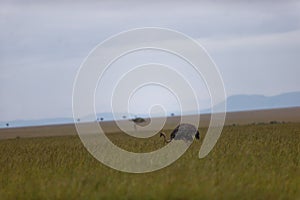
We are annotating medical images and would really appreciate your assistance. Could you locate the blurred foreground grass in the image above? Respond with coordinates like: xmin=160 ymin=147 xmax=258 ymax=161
xmin=0 ymin=123 xmax=299 ymax=199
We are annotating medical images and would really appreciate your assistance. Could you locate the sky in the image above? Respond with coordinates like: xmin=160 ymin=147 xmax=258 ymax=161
xmin=0 ymin=0 xmax=300 ymax=122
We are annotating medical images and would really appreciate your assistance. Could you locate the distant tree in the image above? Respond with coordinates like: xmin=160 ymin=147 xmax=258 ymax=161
xmin=96 ymin=117 xmax=104 ymax=122
xmin=6 ymin=123 xmax=9 ymax=127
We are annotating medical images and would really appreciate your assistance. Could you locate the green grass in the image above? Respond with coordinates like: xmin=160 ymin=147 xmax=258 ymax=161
xmin=0 ymin=123 xmax=299 ymax=199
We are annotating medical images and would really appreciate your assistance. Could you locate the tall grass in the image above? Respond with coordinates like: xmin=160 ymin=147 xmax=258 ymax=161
xmin=0 ymin=123 xmax=299 ymax=199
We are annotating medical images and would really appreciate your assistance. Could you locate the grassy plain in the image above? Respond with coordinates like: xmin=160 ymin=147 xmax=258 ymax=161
xmin=0 ymin=123 xmax=299 ymax=199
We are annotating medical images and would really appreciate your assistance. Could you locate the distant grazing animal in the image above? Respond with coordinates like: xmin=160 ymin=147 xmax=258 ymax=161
xmin=129 ymin=117 xmax=146 ymax=131
xmin=160 ymin=123 xmax=200 ymax=143
xmin=130 ymin=117 xmax=146 ymax=123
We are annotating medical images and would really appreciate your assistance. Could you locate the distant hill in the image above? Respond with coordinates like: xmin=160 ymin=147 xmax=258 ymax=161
xmin=211 ymin=91 xmax=300 ymax=112
xmin=0 ymin=117 xmax=73 ymax=128
xmin=1 ymin=91 xmax=300 ymax=128
xmin=0 ymin=112 xmax=142 ymax=128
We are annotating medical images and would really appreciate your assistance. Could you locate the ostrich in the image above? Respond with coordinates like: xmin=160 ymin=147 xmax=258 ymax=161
xmin=160 ymin=123 xmax=200 ymax=143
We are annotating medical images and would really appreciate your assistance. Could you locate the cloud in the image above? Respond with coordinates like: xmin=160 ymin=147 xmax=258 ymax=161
xmin=199 ymin=29 xmax=300 ymax=52
xmin=0 ymin=1 xmax=300 ymax=121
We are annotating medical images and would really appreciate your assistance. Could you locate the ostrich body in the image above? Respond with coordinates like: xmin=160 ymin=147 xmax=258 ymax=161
xmin=160 ymin=123 xmax=200 ymax=143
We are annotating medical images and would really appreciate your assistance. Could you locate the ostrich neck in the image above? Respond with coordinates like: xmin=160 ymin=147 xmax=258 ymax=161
xmin=161 ymin=133 xmax=171 ymax=143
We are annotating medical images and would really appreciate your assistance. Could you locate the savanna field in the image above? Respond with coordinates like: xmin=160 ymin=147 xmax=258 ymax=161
xmin=0 ymin=123 xmax=299 ymax=200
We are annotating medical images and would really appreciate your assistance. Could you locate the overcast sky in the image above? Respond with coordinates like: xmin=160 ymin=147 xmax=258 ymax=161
xmin=1 ymin=0 xmax=300 ymax=121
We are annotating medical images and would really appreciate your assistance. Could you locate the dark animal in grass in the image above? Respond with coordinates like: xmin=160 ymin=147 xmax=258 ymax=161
xmin=160 ymin=123 xmax=200 ymax=143
xmin=130 ymin=117 xmax=146 ymax=124
xmin=129 ymin=117 xmax=146 ymax=131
